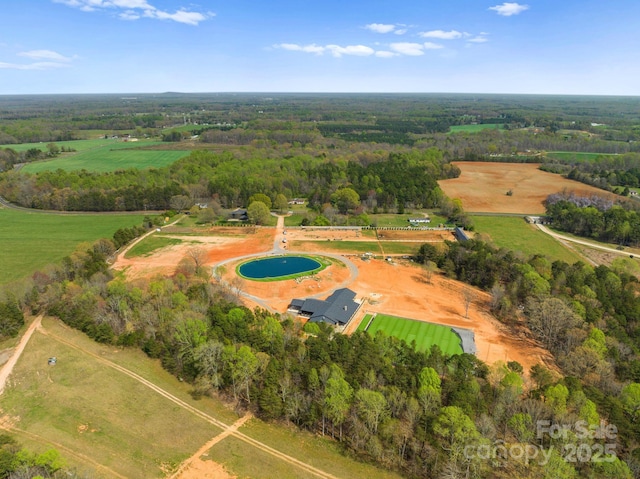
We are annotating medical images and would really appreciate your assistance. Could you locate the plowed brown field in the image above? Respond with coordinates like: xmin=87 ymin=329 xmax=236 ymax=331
xmin=438 ymin=162 xmax=618 ymax=214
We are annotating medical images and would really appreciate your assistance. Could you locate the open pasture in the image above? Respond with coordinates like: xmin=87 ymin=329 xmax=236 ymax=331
xmin=438 ymin=162 xmax=619 ymax=214
xmin=1 ymin=138 xmax=158 ymax=153
xmin=0 ymin=208 xmax=145 ymax=284
xmin=471 ymin=215 xmax=582 ymax=263
xmin=21 ymin=146 xmax=189 ymax=173
xmin=545 ymin=151 xmax=615 ymax=161
xmin=358 ymin=313 xmax=463 ymax=355
xmin=448 ymin=124 xmax=503 ymax=133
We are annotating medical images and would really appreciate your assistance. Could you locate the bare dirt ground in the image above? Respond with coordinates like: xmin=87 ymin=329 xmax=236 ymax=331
xmin=113 ymin=228 xmax=273 ymax=280
xmin=112 ymin=227 xmax=554 ymax=373
xmin=438 ymin=162 xmax=619 ymax=214
xmin=285 ymin=228 xmax=454 ymax=243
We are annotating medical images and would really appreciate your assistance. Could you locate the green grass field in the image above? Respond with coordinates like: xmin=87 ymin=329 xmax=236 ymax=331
xmin=0 ymin=318 xmax=222 ymax=478
xmin=1 ymin=138 xmax=157 ymax=153
xmin=545 ymin=151 xmax=615 ymax=162
xmin=291 ymin=240 xmax=383 ymax=255
xmin=449 ymin=124 xmax=504 ymax=134
xmin=124 ymin=235 xmax=183 ymax=258
xmin=21 ymin=146 xmax=189 ymax=173
xmin=2 ymin=317 xmax=405 ymax=479
xmin=471 ymin=215 xmax=582 ymax=263
xmin=358 ymin=313 xmax=463 ymax=355
xmin=0 ymin=208 xmax=145 ymax=284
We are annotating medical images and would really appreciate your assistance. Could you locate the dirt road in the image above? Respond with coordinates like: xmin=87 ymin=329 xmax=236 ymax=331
xmin=536 ymin=224 xmax=639 ymax=258
xmin=0 ymin=315 xmax=42 ymax=396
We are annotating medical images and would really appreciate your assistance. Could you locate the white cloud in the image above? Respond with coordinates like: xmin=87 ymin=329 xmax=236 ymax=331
xmin=389 ymin=42 xmax=425 ymax=56
xmin=278 ymin=43 xmax=326 ymax=54
xmin=277 ymin=43 xmax=375 ymax=58
xmin=365 ymin=23 xmax=396 ymax=34
xmin=420 ymin=30 xmax=463 ymax=40
xmin=1 ymin=49 xmax=76 ymax=71
xmin=326 ymin=45 xmax=375 ymax=57
xmin=489 ymin=2 xmax=529 ymax=16
xmin=375 ymin=51 xmax=397 ymax=58
xmin=52 ymin=0 xmax=212 ymax=25
xmin=423 ymin=42 xmax=444 ymax=50
xmin=394 ymin=29 xmax=407 ymax=35
xmin=18 ymin=50 xmax=73 ymax=62
xmin=467 ymin=35 xmax=489 ymax=43
xmin=0 ymin=61 xmax=69 ymax=70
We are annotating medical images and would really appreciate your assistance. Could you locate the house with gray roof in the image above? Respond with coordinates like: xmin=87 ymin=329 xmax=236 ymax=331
xmin=288 ymin=288 xmax=360 ymax=326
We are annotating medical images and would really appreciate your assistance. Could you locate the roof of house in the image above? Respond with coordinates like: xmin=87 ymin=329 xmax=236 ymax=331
xmin=294 ymin=288 xmax=359 ymax=326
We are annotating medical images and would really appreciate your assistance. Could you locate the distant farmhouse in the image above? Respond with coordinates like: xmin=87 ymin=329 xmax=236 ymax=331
xmin=288 ymin=288 xmax=360 ymax=327
xmin=229 ymin=208 xmax=248 ymax=221
xmin=288 ymin=198 xmax=305 ymax=205
xmin=408 ymin=217 xmax=431 ymax=225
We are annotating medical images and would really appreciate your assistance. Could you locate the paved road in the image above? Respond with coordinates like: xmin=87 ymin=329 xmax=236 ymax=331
xmin=0 ymin=315 xmax=42 ymax=396
xmin=536 ymin=224 xmax=638 ymax=258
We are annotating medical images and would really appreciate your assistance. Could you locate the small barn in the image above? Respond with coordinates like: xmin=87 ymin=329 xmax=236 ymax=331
xmin=229 ymin=208 xmax=248 ymax=221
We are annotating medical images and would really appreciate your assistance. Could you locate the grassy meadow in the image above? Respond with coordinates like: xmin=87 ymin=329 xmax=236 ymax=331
xmin=448 ymin=124 xmax=503 ymax=134
xmin=358 ymin=313 xmax=463 ymax=355
xmin=470 ymin=215 xmax=582 ymax=263
xmin=2 ymin=317 xmax=405 ymax=479
xmin=124 ymin=235 xmax=183 ymax=258
xmin=0 ymin=208 xmax=145 ymax=284
xmin=545 ymin=151 xmax=615 ymax=162
xmin=21 ymin=146 xmax=189 ymax=173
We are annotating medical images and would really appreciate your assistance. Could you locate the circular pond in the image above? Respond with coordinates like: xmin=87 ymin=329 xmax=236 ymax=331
xmin=238 ymin=255 xmax=324 ymax=280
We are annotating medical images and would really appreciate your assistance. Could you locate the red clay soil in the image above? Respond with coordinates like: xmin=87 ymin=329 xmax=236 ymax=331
xmin=438 ymin=162 xmax=619 ymax=214
xmin=112 ymin=227 xmax=554 ymax=374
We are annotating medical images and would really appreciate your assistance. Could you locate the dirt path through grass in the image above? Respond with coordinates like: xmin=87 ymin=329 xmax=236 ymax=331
xmin=42 ymin=324 xmax=340 ymax=479
xmin=0 ymin=315 xmax=42 ymax=396
xmin=172 ymin=413 xmax=253 ymax=479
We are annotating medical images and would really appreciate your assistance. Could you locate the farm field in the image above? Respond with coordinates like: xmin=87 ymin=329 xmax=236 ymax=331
xmin=21 ymin=147 xmax=190 ymax=173
xmin=448 ymin=124 xmax=503 ymax=133
xmin=471 ymin=215 xmax=582 ymax=263
xmin=358 ymin=313 xmax=463 ymax=355
xmin=0 ymin=138 xmax=160 ymax=153
xmin=438 ymin=162 xmax=619 ymax=214
xmin=545 ymin=151 xmax=615 ymax=161
xmin=0 ymin=207 xmax=145 ymax=284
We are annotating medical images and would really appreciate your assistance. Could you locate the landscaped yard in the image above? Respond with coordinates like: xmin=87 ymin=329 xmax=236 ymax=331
xmin=358 ymin=313 xmax=463 ymax=355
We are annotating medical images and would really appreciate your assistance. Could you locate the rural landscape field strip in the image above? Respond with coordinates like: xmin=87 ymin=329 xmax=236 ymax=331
xmin=42 ymin=325 xmax=340 ymax=479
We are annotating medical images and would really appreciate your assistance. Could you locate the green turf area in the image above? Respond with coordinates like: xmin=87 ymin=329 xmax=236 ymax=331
xmin=545 ymin=151 xmax=615 ymax=162
xmin=21 ymin=146 xmax=189 ymax=173
xmin=124 ymin=235 xmax=183 ymax=258
xmin=0 ymin=208 xmax=145 ymax=284
xmin=360 ymin=314 xmax=463 ymax=355
xmin=449 ymin=124 xmax=504 ymax=133
xmin=290 ymin=240 xmax=383 ymax=255
xmin=0 ymin=318 xmax=222 ymax=478
xmin=471 ymin=215 xmax=582 ymax=263
xmin=0 ymin=138 xmax=157 ymax=153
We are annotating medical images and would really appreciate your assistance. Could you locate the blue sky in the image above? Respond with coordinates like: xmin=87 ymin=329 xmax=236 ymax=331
xmin=0 ymin=0 xmax=639 ymax=95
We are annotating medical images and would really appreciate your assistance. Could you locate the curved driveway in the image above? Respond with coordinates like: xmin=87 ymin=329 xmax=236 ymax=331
xmin=536 ymin=224 xmax=639 ymax=258
xmin=212 ymin=215 xmax=359 ymax=312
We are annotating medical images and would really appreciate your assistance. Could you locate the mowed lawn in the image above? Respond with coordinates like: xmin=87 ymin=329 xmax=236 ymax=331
xmin=0 ymin=208 xmax=145 ymax=283
xmin=471 ymin=215 xmax=582 ymax=263
xmin=0 ymin=138 xmax=161 ymax=153
xmin=448 ymin=124 xmax=503 ymax=133
xmin=21 ymin=147 xmax=189 ymax=173
xmin=358 ymin=314 xmax=463 ymax=355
